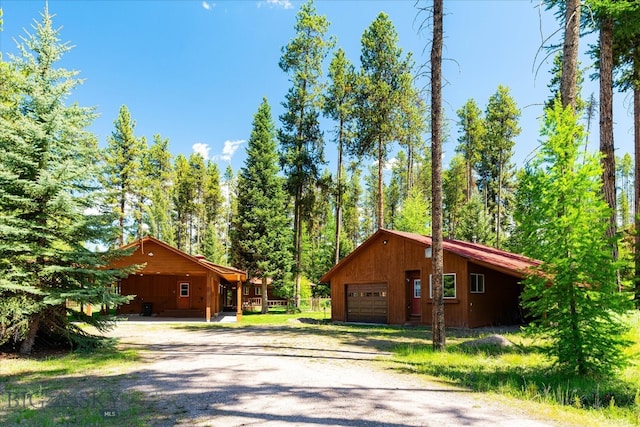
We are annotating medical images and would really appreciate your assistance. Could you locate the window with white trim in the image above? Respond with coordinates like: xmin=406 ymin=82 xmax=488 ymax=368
xmin=429 ymin=274 xmax=456 ymax=299
xmin=254 ymin=286 xmax=261 ymax=295
xmin=413 ymin=279 xmax=421 ymax=298
xmin=470 ymin=273 xmax=485 ymax=293
xmin=243 ymin=286 xmax=249 ymax=296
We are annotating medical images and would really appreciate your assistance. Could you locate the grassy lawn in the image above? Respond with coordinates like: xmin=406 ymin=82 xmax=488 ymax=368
xmin=0 ymin=343 xmax=149 ymax=426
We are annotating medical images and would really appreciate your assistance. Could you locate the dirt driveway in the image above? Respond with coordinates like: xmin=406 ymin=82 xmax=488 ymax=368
xmin=106 ymin=319 xmax=555 ymax=426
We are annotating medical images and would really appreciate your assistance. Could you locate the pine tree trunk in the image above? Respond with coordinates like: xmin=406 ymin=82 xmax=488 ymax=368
xmin=294 ymin=190 xmax=302 ymax=308
xmin=496 ymin=152 xmax=503 ymax=249
xmin=560 ymin=0 xmax=581 ymax=110
xmin=261 ymin=277 xmax=269 ymax=314
xmin=335 ymin=123 xmax=344 ymax=265
xmin=431 ymin=0 xmax=445 ymax=352
xmin=634 ymin=76 xmax=640 ymax=306
xmin=19 ymin=316 xmax=40 ymax=355
xmin=600 ymin=16 xmax=617 ymax=254
xmin=377 ymin=136 xmax=384 ymax=229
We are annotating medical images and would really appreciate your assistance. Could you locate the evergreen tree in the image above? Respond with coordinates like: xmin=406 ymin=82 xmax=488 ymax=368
xmin=202 ymin=160 xmax=224 ymax=260
xmin=354 ymin=12 xmax=409 ymax=229
xmin=395 ymin=187 xmax=430 ymax=235
xmin=102 ymin=105 xmax=147 ymax=245
xmin=0 ymin=7 xmax=133 ymax=354
xmin=232 ymin=99 xmax=291 ymax=313
xmin=478 ymin=85 xmax=520 ymax=248
xmin=457 ymin=194 xmax=494 ymax=246
xmin=324 ymin=47 xmax=356 ymax=265
xmin=515 ymin=100 xmax=630 ymax=375
xmin=342 ymin=162 xmax=363 ymax=252
xmin=455 ymin=99 xmax=485 ymax=202
xmin=616 ymin=153 xmax=633 ymax=226
xmin=398 ymin=57 xmax=428 ymax=194
xmin=278 ymin=0 xmax=332 ymax=307
xmin=442 ymin=155 xmax=467 ymax=239
xmin=222 ymin=165 xmax=237 ymax=264
xmin=173 ymin=154 xmax=194 ymax=251
xmin=143 ymin=134 xmax=174 ymax=245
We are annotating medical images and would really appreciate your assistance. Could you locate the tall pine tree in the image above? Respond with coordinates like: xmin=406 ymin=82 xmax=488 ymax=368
xmin=278 ymin=0 xmax=332 ymax=307
xmin=102 ymin=105 xmax=147 ymax=246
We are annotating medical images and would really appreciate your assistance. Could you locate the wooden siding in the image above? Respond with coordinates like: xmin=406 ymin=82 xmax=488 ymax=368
xmin=119 ymin=275 xmax=209 ymax=315
xmin=327 ymin=230 xmax=524 ymax=328
xmin=421 ymin=250 xmax=469 ymax=327
xmin=467 ymin=263 xmax=523 ymax=328
xmin=110 ymin=240 xmax=210 ymax=276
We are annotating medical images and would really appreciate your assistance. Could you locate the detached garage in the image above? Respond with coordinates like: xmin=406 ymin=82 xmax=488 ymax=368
xmin=346 ymin=284 xmax=388 ymax=323
xmin=320 ymin=229 xmax=542 ymax=328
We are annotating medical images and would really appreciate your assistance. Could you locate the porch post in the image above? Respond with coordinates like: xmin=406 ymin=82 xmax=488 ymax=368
xmin=236 ymin=279 xmax=243 ymax=322
xmin=206 ymin=273 xmax=212 ymax=322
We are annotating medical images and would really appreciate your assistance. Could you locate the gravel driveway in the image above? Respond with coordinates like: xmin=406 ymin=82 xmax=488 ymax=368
xmin=105 ymin=318 xmax=555 ymax=427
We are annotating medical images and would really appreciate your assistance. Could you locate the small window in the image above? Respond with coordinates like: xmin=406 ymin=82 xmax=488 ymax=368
xmin=255 ymin=286 xmax=261 ymax=295
xmin=180 ymin=282 xmax=189 ymax=297
xmin=429 ymin=274 xmax=456 ymax=299
xmin=470 ymin=273 xmax=485 ymax=293
xmin=413 ymin=279 xmax=421 ymax=298
xmin=243 ymin=286 xmax=249 ymax=296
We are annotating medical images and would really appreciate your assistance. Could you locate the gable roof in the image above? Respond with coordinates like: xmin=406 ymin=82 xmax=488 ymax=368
xmin=120 ymin=236 xmax=247 ymax=282
xmin=320 ymin=228 xmax=541 ymax=282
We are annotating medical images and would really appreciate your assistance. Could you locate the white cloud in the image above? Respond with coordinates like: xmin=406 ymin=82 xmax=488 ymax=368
xmin=193 ymin=143 xmax=211 ymax=159
xmin=370 ymin=157 xmax=398 ymax=171
xmin=220 ymin=139 xmax=245 ymax=161
xmin=202 ymin=1 xmax=216 ymax=10
xmin=258 ymin=0 xmax=292 ymax=9
xmin=384 ymin=157 xmax=398 ymax=171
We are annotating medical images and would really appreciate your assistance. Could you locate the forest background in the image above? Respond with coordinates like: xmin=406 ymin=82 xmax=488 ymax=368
xmin=0 ymin=0 xmax=637 ymax=300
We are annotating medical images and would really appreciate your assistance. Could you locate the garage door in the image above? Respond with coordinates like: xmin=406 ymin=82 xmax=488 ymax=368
xmin=346 ymin=284 xmax=388 ymax=323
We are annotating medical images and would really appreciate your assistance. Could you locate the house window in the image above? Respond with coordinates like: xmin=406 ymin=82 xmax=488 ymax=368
xmin=429 ymin=274 xmax=456 ymax=299
xmin=180 ymin=282 xmax=189 ymax=297
xmin=243 ymin=286 xmax=249 ymax=296
xmin=255 ymin=286 xmax=261 ymax=295
xmin=470 ymin=273 xmax=485 ymax=293
xmin=413 ymin=279 xmax=421 ymax=298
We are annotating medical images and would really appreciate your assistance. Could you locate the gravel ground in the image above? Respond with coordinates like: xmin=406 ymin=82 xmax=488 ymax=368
xmin=105 ymin=318 xmax=557 ymax=427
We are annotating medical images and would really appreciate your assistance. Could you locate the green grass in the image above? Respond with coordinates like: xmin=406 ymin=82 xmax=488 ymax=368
xmin=239 ymin=307 xmax=329 ymax=325
xmin=392 ymin=316 xmax=640 ymax=426
xmin=0 ymin=344 xmax=150 ymax=426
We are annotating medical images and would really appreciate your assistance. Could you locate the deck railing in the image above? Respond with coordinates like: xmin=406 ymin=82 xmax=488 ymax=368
xmin=242 ymin=297 xmax=331 ymax=312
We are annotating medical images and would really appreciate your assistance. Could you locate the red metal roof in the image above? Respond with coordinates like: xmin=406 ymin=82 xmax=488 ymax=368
xmin=320 ymin=229 xmax=542 ymax=282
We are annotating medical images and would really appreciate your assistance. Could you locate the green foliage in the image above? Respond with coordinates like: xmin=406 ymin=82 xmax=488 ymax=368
xmin=455 ymin=98 xmax=485 ymax=202
xmin=232 ymin=98 xmax=291 ymax=289
xmin=0 ymin=6 xmax=134 ymax=353
xmin=102 ymin=104 xmax=148 ymax=245
xmin=278 ymin=0 xmax=333 ymax=305
xmin=142 ymin=134 xmax=174 ymax=245
xmin=395 ymin=187 xmax=430 ymax=235
xmin=442 ymin=155 xmax=466 ymax=238
xmin=478 ymin=85 xmax=520 ymax=247
xmin=514 ymin=99 xmax=631 ymax=376
xmin=354 ymin=12 xmax=411 ymax=228
xmin=456 ymin=194 xmax=495 ymax=246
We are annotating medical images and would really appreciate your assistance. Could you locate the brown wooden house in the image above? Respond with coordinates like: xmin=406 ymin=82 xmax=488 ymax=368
xmin=320 ymin=229 xmax=542 ymax=328
xmin=109 ymin=237 xmax=247 ymax=321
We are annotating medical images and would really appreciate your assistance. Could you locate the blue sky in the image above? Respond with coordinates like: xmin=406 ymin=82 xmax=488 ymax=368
xmin=0 ymin=0 xmax=634 ymax=174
